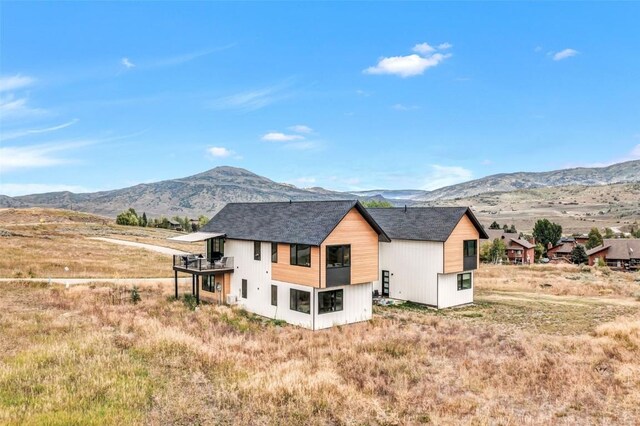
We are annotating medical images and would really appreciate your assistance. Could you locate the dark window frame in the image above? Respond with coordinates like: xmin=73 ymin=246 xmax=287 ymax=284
xmin=202 ymin=275 xmax=216 ymax=292
xmin=254 ymin=241 xmax=261 ymax=261
xmin=290 ymin=288 xmax=311 ymax=314
xmin=271 ymin=242 xmax=278 ymax=263
xmin=457 ymin=273 xmax=472 ymax=291
xmin=290 ymin=244 xmax=311 ymax=267
xmin=326 ymin=245 xmax=351 ymax=268
xmin=463 ymin=240 xmax=477 ymax=257
xmin=241 ymin=279 xmax=248 ymax=298
xmin=318 ymin=289 xmax=344 ymax=314
xmin=271 ymin=284 xmax=277 ymax=306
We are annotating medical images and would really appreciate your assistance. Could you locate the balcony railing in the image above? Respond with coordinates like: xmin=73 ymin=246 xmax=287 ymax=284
xmin=173 ymin=254 xmax=234 ymax=272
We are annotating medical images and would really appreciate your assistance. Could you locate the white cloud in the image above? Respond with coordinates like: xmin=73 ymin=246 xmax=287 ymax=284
xmin=534 ymin=46 xmax=543 ymax=53
xmin=290 ymin=176 xmax=317 ymax=186
xmin=0 ymin=140 xmax=91 ymax=172
xmin=121 ymin=57 xmax=136 ymax=68
xmin=553 ymin=48 xmax=579 ymax=61
xmin=364 ymin=52 xmax=452 ymax=78
xmin=261 ymin=132 xmax=304 ymax=142
xmin=1 ymin=119 xmax=79 ymax=141
xmin=0 ymin=74 xmax=35 ymax=92
xmin=438 ymin=42 xmax=453 ymax=50
xmin=413 ymin=42 xmax=436 ymax=54
xmin=289 ymin=124 xmax=312 ymax=134
xmin=422 ymin=164 xmax=473 ymax=190
xmin=208 ymin=84 xmax=290 ymax=111
xmin=207 ymin=146 xmax=233 ymax=157
xmin=392 ymin=103 xmax=418 ymax=111
xmin=481 ymin=159 xmax=493 ymax=166
xmin=0 ymin=94 xmax=46 ymax=120
xmin=355 ymin=89 xmax=371 ymax=97
xmin=0 ymin=183 xmax=93 ymax=197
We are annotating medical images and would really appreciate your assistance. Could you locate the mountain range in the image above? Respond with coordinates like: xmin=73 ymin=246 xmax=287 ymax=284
xmin=1 ymin=160 xmax=639 ymax=218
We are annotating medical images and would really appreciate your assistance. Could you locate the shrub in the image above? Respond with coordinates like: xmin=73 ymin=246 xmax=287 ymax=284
xmin=182 ymin=294 xmax=197 ymax=311
xmin=130 ymin=286 xmax=141 ymax=304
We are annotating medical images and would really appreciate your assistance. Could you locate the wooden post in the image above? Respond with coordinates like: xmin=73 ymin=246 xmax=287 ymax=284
xmin=192 ymin=274 xmax=195 ymax=296
xmin=174 ymin=270 xmax=178 ymax=299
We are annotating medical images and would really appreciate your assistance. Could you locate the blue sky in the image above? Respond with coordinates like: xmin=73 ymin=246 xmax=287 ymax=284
xmin=1 ymin=2 xmax=639 ymax=196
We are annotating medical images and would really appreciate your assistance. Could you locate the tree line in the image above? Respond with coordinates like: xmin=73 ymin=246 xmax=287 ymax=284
xmin=115 ymin=208 xmax=209 ymax=232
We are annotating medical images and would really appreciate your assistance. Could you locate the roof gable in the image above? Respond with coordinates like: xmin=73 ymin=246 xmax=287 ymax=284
xmin=367 ymin=207 xmax=488 ymax=242
xmin=201 ymin=200 xmax=389 ymax=246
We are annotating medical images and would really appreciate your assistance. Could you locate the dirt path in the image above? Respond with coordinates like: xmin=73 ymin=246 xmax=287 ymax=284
xmin=479 ymin=290 xmax=640 ymax=307
xmin=88 ymin=237 xmax=189 ymax=255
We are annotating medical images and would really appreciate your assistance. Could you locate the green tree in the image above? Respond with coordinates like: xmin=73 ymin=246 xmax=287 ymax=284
xmin=585 ymin=227 xmax=603 ymax=250
xmin=604 ymin=227 xmax=615 ymax=239
xmin=361 ymin=200 xmax=393 ymax=208
xmin=489 ymin=221 xmax=501 ymax=230
xmin=508 ymin=224 xmax=517 ymax=233
xmin=489 ymin=238 xmax=507 ymax=264
xmin=116 ymin=208 xmax=139 ymax=226
xmin=198 ymin=215 xmax=209 ymax=227
xmin=479 ymin=241 xmax=492 ymax=263
xmin=141 ymin=212 xmax=148 ymax=227
xmin=571 ymin=245 xmax=588 ymax=264
xmin=534 ymin=243 xmax=545 ymax=261
xmin=532 ymin=219 xmax=563 ymax=250
xmin=502 ymin=224 xmax=509 ymax=231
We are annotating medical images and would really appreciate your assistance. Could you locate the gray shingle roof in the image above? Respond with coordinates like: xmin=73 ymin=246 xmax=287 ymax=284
xmin=587 ymin=239 xmax=640 ymax=260
xmin=201 ymin=200 xmax=389 ymax=246
xmin=484 ymin=230 xmax=535 ymax=249
xmin=367 ymin=207 xmax=488 ymax=242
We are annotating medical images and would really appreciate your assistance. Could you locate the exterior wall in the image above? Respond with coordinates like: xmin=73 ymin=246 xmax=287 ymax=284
xmin=198 ymin=271 xmax=231 ymax=304
xmin=373 ymin=239 xmax=444 ymax=306
xmin=313 ymin=283 xmax=373 ymax=330
xmin=588 ymin=248 xmax=608 ymax=266
xmin=225 ymin=239 xmax=273 ymax=304
xmin=272 ymin=243 xmax=321 ymax=287
xmin=444 ymin=214 xmax=480 ymax=274
xmin=437 ymin=271 xmax=474 ymax=308
xmin=321 ymin=208 xmax=379 ymax=287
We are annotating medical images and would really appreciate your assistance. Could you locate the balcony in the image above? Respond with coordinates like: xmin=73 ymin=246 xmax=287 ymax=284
xmin=173 ymin=254 xmax=234 ymax=273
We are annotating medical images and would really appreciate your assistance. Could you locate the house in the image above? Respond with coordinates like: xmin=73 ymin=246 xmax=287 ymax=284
xmin=167 ymin=219 xmax=183 ymax=231
xmin=547 ymin=237 xmax=578 ymax=261
xmin=587 ymin=239 xmax=640 ymax=271
xmin=367 ymin=207 xmax=488 ymax=309
xmin=170 ymin=200 xmax=389 ymax=330
xmin=484 ymin=230 xmax=536 ymax=265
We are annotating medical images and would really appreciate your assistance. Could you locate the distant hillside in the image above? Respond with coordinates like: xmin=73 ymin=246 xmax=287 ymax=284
xmin=1 ymin=167 xmax=352 ymax=218
xmin=413 ymin=160 xmax=640 ymax=201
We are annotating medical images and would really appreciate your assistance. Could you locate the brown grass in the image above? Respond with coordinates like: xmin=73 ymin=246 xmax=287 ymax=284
xmin=1 ymin=276 xmax=639 ymax=425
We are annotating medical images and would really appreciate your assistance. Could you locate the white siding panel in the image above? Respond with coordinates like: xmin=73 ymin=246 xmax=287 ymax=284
xmin=373 ymin=240 xmax=443 ymax=306
xmin=437 ymin=271 xmax=474 ymax=308
xmin=225 ymin=240 xmax=273 ymax=315
xmin=271 ymin=280 xmax=314 ymax=329
xmin=313 ymin=283 xmax=373 ymax=330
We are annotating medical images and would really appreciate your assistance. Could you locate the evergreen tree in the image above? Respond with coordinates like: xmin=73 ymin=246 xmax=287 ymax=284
xmin=508 ymin=224 xmax=517 ymax=233
xmin=585 ymin=227 xmax=603 ymax=249
xmin=571 ymin=245 xmax=588 ymax=264
xmin=532 ymin=219 xmax=563 ymax=250
xmin=604 ymin=227 xmax=615 ymax=239
xmin=141 ymin=212 xmax=148 ymax=227
xmin=489 ymin=221 xmax=501 ymax=230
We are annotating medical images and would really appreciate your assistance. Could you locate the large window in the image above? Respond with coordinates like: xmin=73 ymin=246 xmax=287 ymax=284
xmin=271 ymin=243 xmax=278 ymax=263
xmin=290 ymin=289 xmax=310 ymax=314
xmin=290 ymin=244 xmax=311 ymax=267
xmin=254 ymin=241 xmax=261 ymax=261
xmin=463 ymin=240 xmax=477 ymax=257
xmin=326 ymin=245 xmax=350 ymax=268
xmin=457 ymin=273 xmax=472 ymax=291
xmin=241 ymin=279 xmax=248 ymax=298
xmin=202 ymin=275 xmax=216 ymax=292
xmin=271 ymin=285 xmax=278 ymax=306
xmin=318 ymin=289 xmax=343 ymax=314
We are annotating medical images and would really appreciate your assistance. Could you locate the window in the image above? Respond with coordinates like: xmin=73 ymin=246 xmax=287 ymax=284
xmin=271 ymin=285 xmax=278 ymax=306
xmin=241 ymin=279 xmax=247 ymax=298
xmin=318 ymin=289 xmax=343 ymax=314
xmin=290 ymin=289 xmax=310 ymax=314
xmin=326 ymin=245 xmax=350 ymax=268
xmin=290 ymin=244 xmax=311 ymax=267
xmin=202 ymin=276 xmax=216 ymax=292
xmin=271 ymin=243 xmax=278 ymax=263
xmin=463 ymin=240 xmax=477 ymax=257
xmin=254 ymin=241 xmax=261 ymax=261
xmin=457 ymin=273 xmax=472 ymax=291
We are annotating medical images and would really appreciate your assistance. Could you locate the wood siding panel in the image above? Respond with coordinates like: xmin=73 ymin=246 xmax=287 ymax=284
xmin=321 ymin=208 xmax=379 ymax=287
xmin=444 ymin=214 xmax=480 ymax=274
xmin=272 ymin=244 xmax=321 ymax=288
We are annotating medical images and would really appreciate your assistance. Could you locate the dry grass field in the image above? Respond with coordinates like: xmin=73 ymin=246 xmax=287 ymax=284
xmin=0 ymin=208 xmax=200 ymax=279
xmin=1 ymin=264 xmax=639 ymax=425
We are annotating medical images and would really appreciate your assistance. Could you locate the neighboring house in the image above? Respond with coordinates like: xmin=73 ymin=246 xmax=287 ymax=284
xmin=170 ymin=200 xmax=389 ymax=330
xmin=547 ymin=238 xmax=577 ymax=261
xmin=587 ymin=239 xmax=640 ymax=271
xmin=484 ymin=230 xmax=536 ymax=265
xmin=368 ymin=207 xmax=488 ymax=309
xmin=167 ymin=219 xmax=183 ymax=231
